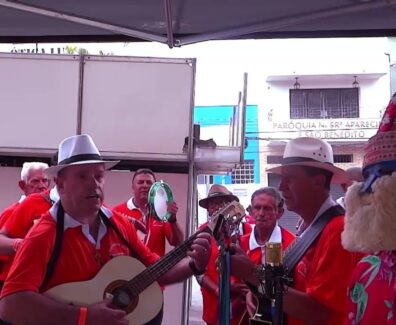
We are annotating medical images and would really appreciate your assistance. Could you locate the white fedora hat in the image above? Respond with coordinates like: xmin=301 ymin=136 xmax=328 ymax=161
xmin=45 ymin=134 xmax=119 ymax=177
xmin=266 ymin=137 xmax=348 ymax=184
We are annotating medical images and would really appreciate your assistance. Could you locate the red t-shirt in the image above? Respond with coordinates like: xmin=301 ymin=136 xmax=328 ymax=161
xmin=0 ymin=191 xmax=53 ymax=282
xmin=239 ymin=227 xmax=295 ymax=265
xmin=1 ymin=208 xmax=159 ymax=297
xmin=0 ymin=201 xmax=20 ymax=230
xmin=288 ymin=216 xmax=363 ymax=325
xmin=3 ymin=190 xmax=53 ymax=239
xmin=0 ymin=201 xmax=20 ymax=274
xmin=113 ymin=201 xmax=173 ymax=257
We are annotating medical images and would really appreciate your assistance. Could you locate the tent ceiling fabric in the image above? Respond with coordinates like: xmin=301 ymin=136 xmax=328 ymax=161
xmin=1 ymin=0 xmax=396 ymax=46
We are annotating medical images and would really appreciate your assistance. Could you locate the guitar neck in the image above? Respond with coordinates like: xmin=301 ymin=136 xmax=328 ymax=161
xmin=125 ymin=226 xmax=209 ymax=294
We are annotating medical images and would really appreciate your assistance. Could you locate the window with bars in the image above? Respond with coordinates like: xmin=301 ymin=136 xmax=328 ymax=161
xmin=290 ymin=88 xmax=359 ymax=119
xmin=267 ymin=154 xmax=353 ymax=164
xmin=334 ymin=154 xmax=353 ymax=163
xmin=231 ymin=160 xmax=255 ymax=184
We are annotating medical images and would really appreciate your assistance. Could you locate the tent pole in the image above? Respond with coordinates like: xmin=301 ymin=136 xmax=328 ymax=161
xmin=164 ymin=0 xmax=174 ymax=48
xmin=0 ymin=0 xmax=168 ymax=43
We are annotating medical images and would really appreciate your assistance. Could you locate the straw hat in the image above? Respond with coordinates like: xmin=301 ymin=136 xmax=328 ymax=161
xmin=45 ymin=134 xmax=119 ymax=177
xmin=199 ymin=184 xmax=239 ymax=209
xmin=266 ymin=137 xmax=348 ymax=184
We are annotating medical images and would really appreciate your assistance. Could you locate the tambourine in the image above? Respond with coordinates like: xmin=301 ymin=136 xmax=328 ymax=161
xmin=148 ymin=180 xmax=174 ymax=222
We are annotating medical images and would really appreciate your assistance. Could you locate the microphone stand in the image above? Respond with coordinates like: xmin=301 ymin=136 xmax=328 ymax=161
xmin=263 ymin=243 xmax=292 ymax=325
xmin=218 ymin=246 xmax=231 ymax=325
xmin=264 ymin=264 xmax=285 ymax=325
xmin=212 ymin=214 xmax=231 ymax=325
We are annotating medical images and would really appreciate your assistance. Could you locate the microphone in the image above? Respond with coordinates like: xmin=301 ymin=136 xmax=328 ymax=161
xmin=265 ymin=242 xmax=284 ymax=325
xmin=265 ymin=242 xmax=283 ymax=267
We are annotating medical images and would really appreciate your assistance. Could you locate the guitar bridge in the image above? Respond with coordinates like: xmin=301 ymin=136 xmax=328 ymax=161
xmin=249 ymin=317 xmax=273 ymax=325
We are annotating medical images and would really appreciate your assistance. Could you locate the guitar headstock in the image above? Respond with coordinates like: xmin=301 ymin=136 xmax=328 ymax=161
xmin=208 ymin=200 xmax=246 ymax=240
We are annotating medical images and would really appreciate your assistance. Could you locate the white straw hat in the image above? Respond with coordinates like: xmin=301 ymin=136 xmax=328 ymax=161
xmin=45 ymin=134 xmax=119 ymax=177
xmin=266 ymin=137 xmax=348 ymax=184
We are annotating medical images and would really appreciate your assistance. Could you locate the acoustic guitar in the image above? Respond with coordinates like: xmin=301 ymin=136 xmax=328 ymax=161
xmin=45 ymin=201 xmax=245 ymax=324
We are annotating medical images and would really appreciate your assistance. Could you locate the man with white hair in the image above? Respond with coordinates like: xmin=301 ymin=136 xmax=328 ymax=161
xmin=0 ymin=162 xmax=50 ymax=288
xmin=0 ymin=162 xmax=49 ymax=226
xmin=0 ymin=159 xmax=58 ymax=264
xmin=0 ymin=134 xmax=211 ymax=325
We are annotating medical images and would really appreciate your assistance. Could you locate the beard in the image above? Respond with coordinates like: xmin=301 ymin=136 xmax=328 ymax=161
xmin=341 ymin=172 xmax=396 ymax=253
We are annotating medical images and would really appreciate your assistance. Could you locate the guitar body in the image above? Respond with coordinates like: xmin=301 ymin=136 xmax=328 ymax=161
xmin=45 ymin=201 xmax=246 ymax=325
xmin=45 ymin=256 xmax=163 ymax=325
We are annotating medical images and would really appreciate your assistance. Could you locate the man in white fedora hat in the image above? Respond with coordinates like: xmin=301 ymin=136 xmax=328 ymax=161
xmin=342 ymin=93 xmax=396 ymax=324
xmin=0 ymin=134 xmax=211 ymax=325
xmin=230 ymin=137 xmax=362 ymax=325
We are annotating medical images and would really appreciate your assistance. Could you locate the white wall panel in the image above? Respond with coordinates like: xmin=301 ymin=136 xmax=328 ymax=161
xmin=0 ymin=54 xmax=79 ymax=150
xmin=81 ymin=56 xmax=195 ymax=161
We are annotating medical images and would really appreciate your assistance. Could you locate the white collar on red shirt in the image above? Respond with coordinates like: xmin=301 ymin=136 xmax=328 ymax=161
xmin=249 ymin=223 xmax=282 ymax=251
xmin=126 ymin=197 xmax=137 ymax=210
xmin=49 ymin=187 xmax=60 ymax=203
xmin=126 ymin=197 xmax=146 ymax=218
xmin=18 ymin=195 xmax=26 ymax=203
xmin=127 ymin=197 xmax=145 ymax=211
xmin=49 ymin=200 xmax=112 ymax=248
xmin=249 ymin=224 xmax=282 ymax=265
xmin=336 ymin=196 xmax=345 ymax=209
xmin=299 ymin=195 xmax=337 ymax=238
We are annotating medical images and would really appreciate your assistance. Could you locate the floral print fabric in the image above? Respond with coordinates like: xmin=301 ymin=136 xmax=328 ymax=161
xmin=346 ymin=251 xmax=396 ymax=325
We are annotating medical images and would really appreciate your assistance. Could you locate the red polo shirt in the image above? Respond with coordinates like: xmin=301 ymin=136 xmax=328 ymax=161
xmin=288 ymin=216 xmax=363 ymax=325
xmin=3 ymin=189 xmax=55 ymax=239
xmin=0 ymin=189 xmax=57 ymax=282
xmin=0 ymin=201 xmax=20 ymax=229
xmin=239 ymin=226 xmax=295 ymax=265
xmin=0 ymin=200 xmax=22 ymax=275
xmin=113 ymin=199 xmax=173 ymax=257
xmin=1 ymin=206 xmax=159 ymax=297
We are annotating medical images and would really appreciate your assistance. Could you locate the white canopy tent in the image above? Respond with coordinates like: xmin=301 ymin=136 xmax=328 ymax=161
xmin=1 ymin=0 xmax=396 ymax=47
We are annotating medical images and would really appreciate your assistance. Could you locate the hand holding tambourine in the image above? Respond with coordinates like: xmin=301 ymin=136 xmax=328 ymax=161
xmin=148 ymin=180 xmax=175 ymax=222
xmin=167 ymin=201 xmax=178 ymax=222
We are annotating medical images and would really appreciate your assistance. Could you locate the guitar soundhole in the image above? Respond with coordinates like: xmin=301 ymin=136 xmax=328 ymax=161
xmin=104 ymin=280 xmax=139 ymax=314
